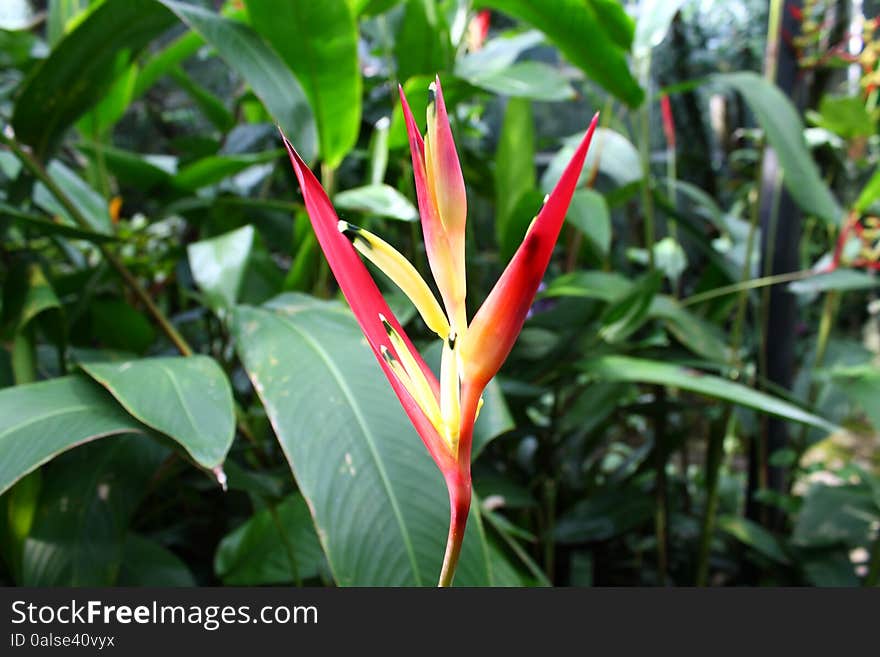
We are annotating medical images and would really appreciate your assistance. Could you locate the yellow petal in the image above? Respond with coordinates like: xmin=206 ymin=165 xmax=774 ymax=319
xmin=340 ymin=221 xmax=450 ymax=338
xmin=440 ymin=332 xmax=461 ymax=454
xmin=381 ymin=315 xmax=444 ymax=436
xmin=380 ymin=343 xmax=444 ymax=435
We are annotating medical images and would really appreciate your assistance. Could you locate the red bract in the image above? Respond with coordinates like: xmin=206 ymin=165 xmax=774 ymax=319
xmin=282 ymin=76 xmax=598 ymax=585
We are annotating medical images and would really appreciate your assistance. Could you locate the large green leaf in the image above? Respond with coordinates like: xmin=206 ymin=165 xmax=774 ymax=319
xmin=187 ymin=225 xmax=256 ymax=310
xmin=333 ymin=184 xmax=419 ymax=222
xmin=567 ymin=189 xmax=611 ymax=256
xmin=495 ymin=98 xmax=535 ymax=252
xmin=33 ymin=160 xmax=112 ymax=234
xmin=394 ymin=0 xmax=451 ymax=83
xmin=171 ymin=151 xmax=282 ymax=191
xmin=187 ymin=225 xmax=282 ymax=310
xmin=475 ymin=0 xmax=643 ymax=106
xmin=214 ymin=493 xmax=326 ymax=585
xmin=80 ymin=356 xmax=235 ymax=470
xmin=856 ymin=167 xmax=880 ymax=212
xmin=231 ymin=294 xmax=499 ymax=586
xmin=716 ymin=72 xmax=842 ymax=226
xmin=246 ymin=0 xmax=360 ymax=169
xmin=11 ymin=0 xmax=176 ymax=157
xmin=157 ymin=0 xmax=317 ymax=163
xmin=20 ymin=435 xmax=168 ymax=585
xmin=793 ymin=483 xmax=879 ymax=548
xmin=0 ymin=376 xmax=146 ymax=496
xmin=579 ymin=355 xmax=836 ymax=432
xmin=541 ymin=127 xmax=642 ymax=192
xmin=633 ymin=0 xmax=686 ymax=57
xmin=464 ymin=61 xmax=575 ymax=101
xmin=455 ymin=30 xmax=545 ymax=81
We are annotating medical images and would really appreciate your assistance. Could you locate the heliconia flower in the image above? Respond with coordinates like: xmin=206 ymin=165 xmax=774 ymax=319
xmin=281 ymin=75 xmax=598 ymax=586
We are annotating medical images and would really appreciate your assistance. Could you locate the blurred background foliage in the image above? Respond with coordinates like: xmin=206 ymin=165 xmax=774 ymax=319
xmin=0 ymin=0 xmax=879 ymax=586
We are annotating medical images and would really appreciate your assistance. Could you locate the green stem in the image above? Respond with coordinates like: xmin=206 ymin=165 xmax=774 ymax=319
xmin=438 ymin=382 xmax=481 ymax=587
xmin=795 ymin=290 xmax=838 ymax=455
xmin=2 ymin=132 xmax=193 ymax=357
xmin=680 ymin=269 xmax=813 ymax=307
xmin=695 ymin=410 xmax=729 ymax=586
xmin=437 ymin=470 xmax=471 ymax=588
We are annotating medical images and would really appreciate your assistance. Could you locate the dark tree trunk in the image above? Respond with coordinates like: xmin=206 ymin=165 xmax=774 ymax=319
xmin=746 ymin=1 xmax=804 ymax=530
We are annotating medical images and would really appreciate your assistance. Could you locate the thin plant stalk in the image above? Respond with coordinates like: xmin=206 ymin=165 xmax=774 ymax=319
xmin=1 ymin=130 xmax=194 ymax=357
xmin=694 ymin=0 xmax=785 ymax=584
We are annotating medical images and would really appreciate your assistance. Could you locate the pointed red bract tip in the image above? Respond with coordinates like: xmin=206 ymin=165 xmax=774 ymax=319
xmin=459 ymin=113 xmax=600 ymax=390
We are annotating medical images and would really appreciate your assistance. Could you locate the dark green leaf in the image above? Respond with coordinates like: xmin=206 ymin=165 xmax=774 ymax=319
xmin=715 ymin=72 xmax=842 ymax=226
xmin=172 ymin=150 xmax=282 ymax=191
xmin=717 ymin=515 xmax=790 ymax=565
xmin=214 ymin=494 xmax=326 ymax=585
xmin=117 ymin=534 xmax=196 ymax=586
xmin=20 ymin=435 xmax=167 ymax=585
xmin=157 ymin=0 xmax=317 ymax=163
xmin=598 ymin=271 xmax=661 ymax=343
xmin=33 ymin=160 xmax=112 ymax=234
xmin=475 ymin=0 xmax=643 ymax=106
xmin=76 ymin=143 xmax=176 ymax=192
xmin=86 ymin=299 xmax=156 ymax=354
xmin=579 ymin=355 xmax=837 ymax=432
xmin=0 ymin=376 xmax=146 ymax=496
xmin=649 ymin=295 xmax=729 ymax=362
xmin=11 ymin=0 xmax=175 ymax=157
xmin=793 ymin=484 xmax=878 ymax=547
xmin=247 ymin=0 xmax=361 ymax=168
xmin=80 ymin=356 xmax=235 ymax=470
xmin=555 ymin=486 xmax=654 ymax=543
xmin=132 ymin=29 xmax=204 ymax=99
xmin=168 ymin=67 xmax=234 ymax=132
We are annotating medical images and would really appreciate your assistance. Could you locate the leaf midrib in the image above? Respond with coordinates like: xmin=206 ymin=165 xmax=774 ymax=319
xmin=274 ymin=311 xmax=424 ymax=586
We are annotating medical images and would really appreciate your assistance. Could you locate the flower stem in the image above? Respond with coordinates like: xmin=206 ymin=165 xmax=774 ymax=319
xmin=437 ymin=381 xmax=481 ymax=587
xmin=438 ymin=469 xmax=471 ymax=587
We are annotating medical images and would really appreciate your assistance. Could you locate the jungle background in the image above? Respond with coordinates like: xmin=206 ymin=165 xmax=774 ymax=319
xmin=1 ymin=0 xmax=879 ymax=586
